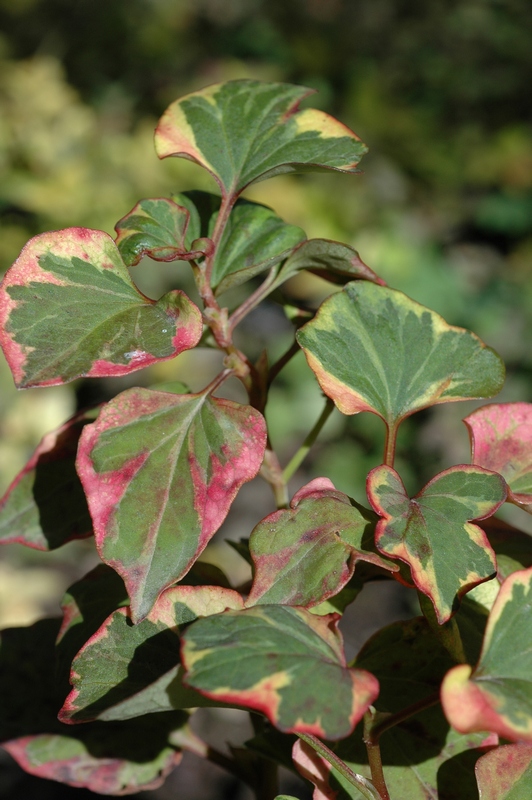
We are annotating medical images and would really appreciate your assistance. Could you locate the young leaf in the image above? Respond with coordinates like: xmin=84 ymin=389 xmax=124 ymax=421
xmin=297 ymin=282 xmax=505 ymax=435
xmin=246 ymin=479 xmax=397 ymax=608
xmin=0 ymin=228 xmax=202 ymax=387
xmin=367 ymin=465 xmax=506 ymax=623
xmin=59 ymin=584 xmax=244 ymax=723
xmin=465 ymin=402 xmax=532 ymax=514
xmin=277 ymin=238 xmax=385 ymax=287
xmin=475 ymin=742 xmax=532 ymax=799
xmin=76 ymin=386 xmax=267 ymax=621
xmin=442 ymin=566 xmax=532 ymax=741
xmin=0 ymin=409 xmax=95 ymax=550
xmin=181 ymin=604 xmax=379 ymax=740
xmin=155 ymin=80 xmax=367 ymax=198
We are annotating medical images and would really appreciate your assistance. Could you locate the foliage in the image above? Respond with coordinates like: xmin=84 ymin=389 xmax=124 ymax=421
xmin=1 ymin=78 xmax=532 ymax=800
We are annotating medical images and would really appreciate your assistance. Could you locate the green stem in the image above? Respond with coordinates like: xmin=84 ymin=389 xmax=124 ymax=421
xmin=297 ymin=734 xmax=382 ymax=800
xmin=282 ymin=398 xmax=334 ymax=483
xmin=363 ymin=710 xmax=391 ymax=800
xmin=418 ymin=592 xmax=467 ymax=663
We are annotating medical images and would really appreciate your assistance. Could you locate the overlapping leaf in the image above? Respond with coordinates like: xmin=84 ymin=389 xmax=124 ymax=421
xmin=76 ymin=386 xmax=267 ymax=621
xmin=181 ymin=604 xmax=379 ymax=739
xmin=475 ymin=743 xmax=532 ymax=799
xmin=155 ymin=80 xmax=367 ymax=197
xmin=0 ymin=228 xmax=203 ymax=387
xmin=277 ymin=238 xmax=385 ymax=287
xmin=465 ymin=403 xmax=532 ymax=514
xmin=367 ymin=465 xmax=506 ymax=623
xmin=482 ymin=516 xmax=532 ymax=581
xmin=0 ymin=410 xmax=95 ymax=550
xmin=60 ymin=584 xmax=244 ymax=723
xmin=246 ymin=478 xmax=397 ymax=608
xmin=442 ymin=566 xmax=532 ymax=741
xmin=297 ymin=283 xmax=505 ymax=434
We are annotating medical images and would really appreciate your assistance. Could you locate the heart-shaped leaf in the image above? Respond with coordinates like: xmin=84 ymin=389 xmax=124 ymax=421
xmin=76 ymin=386 xmax=267 ymax=621
xmin=465 ymin=403 xmax=532 ymax=514
xmin=277 ymin=238 xmax=385 ymax=287
xmin=0 ymin=409 xmax=96 ymax=550
xmin=442 ymin=566 xmax=532 ymax=741
xmin=475 ymin=743 xmax=532 ymax=799
xmin=60 ymin=584 xmax=244 ymax=723
xmin=297 ymin=282 xmax=505 ymax=438
xmin=367 ymin=465 xmax=506 ymax=623
xmin=181 ymin=604 xmax=379 ymax=739
xmin=246 ymin=479 xmax=396 ymax=608
xmin=0 ymin=228 xmax=203 ymax=387
xmin=155 ymin=80 xmax=367 ymax=198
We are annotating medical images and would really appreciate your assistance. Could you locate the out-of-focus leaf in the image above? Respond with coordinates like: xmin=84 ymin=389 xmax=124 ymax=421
xmin=182 ymin=604 xmax=379 ymax=739
xmin=155 ymin=80 xmax=367 ymax=197
xmin=475 ymin=742 xmax=532 ymax=799
xmin=0 ymin=228 xmax=203 ymax=387
xmin=76 ymin=387 xmax=267 ymax=621
xmin=297 ymin=283 xmax=505 ymax=436
xmin=482 ymin=516 xmax=532 ymax=581
xmin=367 ymin=465 xmax=505 ymax=623
xmin=442 ymin=566 xmax=532 ymax=741
xmin=276 ymin=238 xmax=385 ymax=287
xmin=0 ymin=409 xmax=96 ymax=550
xmin=465 ymin=403 xmax=532 ymax=514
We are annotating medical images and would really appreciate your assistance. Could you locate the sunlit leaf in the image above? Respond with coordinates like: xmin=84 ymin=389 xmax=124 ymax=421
xmin=475 ymin=743 xmax=532 ymax=799
xmin=76 ymin=386 xmax=267 ymax=621
xmin=0 ymin=228 xmax=203 ymax=387
xmin=182 ymin=604 xmax=379 ymax=739
xmin=367 ymin=465 xmax=506 ymax=623
xmin=277 ymin=238 xmax=385 ymax=287
xmin=155 ymin=80 xmax=367 ymax=197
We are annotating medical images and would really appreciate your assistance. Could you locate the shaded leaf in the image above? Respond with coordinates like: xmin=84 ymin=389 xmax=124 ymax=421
xmin=297 ymin=283 xmax=505 ymax=436
xmin=465 ymin=403 xmax=532 ymax=514
xmin=475 ymin=743 xmax=532 ymax=799
xmin=482 ymin=516 xmax=532 ymax=581
xmin=246 ymin=479 xmax=397 ymax=608
xmin=367 ymin=465 xmax=505 ymax=623
xmin=277 ymin=238 xmax=385 ymax=287
xmin=0 ymin=409 xmax=96 ymax=550
xmin=77 ymin=386 xmax=267 ymax=621
xmin=155 ymin=80 xmax=367 ymax=197
xmin=0 ymin=228 xmax=203 ymax=387
xmin=442 ymin=566 xmax=532 ymax=741
xmin=182 ymin=604 xmax=379 ymax=739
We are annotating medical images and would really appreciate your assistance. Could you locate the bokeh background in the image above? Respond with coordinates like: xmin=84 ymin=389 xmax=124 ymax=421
xmin=0 ymin=1 xmax=531 ymax=797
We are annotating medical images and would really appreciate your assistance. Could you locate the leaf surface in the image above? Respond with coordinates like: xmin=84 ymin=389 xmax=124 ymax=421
xmin=367 ymin=465 xmax=505 ymax=623
xmin=465 ymin=403 xmax=532 ymax=514
xmin=475 ymin=743 xmax=532 ymax=799
xmin=297 ymin=283 xmax=505 ymax=433
xmin=0 ymin=228 xmax=203 ymax=387
xmin=277 ymin=238 xmax=385 ymax=287
xmin=77 ymin=387 xmax=267 ymax=621
xmin=181 ymin=604 xmax=379 ymax=739
xmin=155 ymin=80 xmax=367 ymax=197
xmin=0 ymin=410 xmax=95 ymax=550
xmin=442 ymin=566 xmax=532 ymax=741
xmin=482 ymin=516 xmax=532 ymax=581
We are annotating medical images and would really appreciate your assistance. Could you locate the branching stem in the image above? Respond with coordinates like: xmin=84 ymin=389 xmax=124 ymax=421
xmin=296 ymin=734 xmax=382 ymax=800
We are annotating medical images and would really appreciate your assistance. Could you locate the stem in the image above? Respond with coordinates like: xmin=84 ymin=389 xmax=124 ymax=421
xmin=369 ymin=691 xmax=440 ymax=741
xmin=297 ymin=734 xmax=382 ymax=800
xmin=383 ymin=422 xmax=397 ymax=468
xmin=267 ymin=339 xmax=301 ymax=386
xmin=228 ymin=267 xmax=279 ymax=332
xmin=261 ymin=447 xmax=289 ymax=508
xmin=205 ymin=192 xmax=236 ymax=285
xmin=363 ymin=710 xmax=391 ymax=800
xmin=417 ymin=592 xmax=467 ymax=664
xmin=282 ymin=398 xmax=335 ymax=483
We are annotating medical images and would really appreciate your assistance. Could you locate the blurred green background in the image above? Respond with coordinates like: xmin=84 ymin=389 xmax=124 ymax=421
xmin=0 ymin=0 xmax=532 ymax=624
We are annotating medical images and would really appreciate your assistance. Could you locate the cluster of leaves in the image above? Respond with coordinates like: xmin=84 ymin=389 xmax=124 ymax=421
xmin=1 ymin=79 xmax=532 ymax=800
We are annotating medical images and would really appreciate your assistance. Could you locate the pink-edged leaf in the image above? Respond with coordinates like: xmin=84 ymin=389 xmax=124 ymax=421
xmin=476 ymin=742 xmax=532 ymax=799
xmin=465 ymin=403 xmax=532 ymax=514
xmin=442 ymin=566 xmax=532 ymax=741
xmin=0 ymin=228 xmax=202 ymax=387
xmin=367 ymin=464 xmax=506 ymax=623
xmin=77 ymin=386 xmax=267 ymax=621
xmin=182 ymin=604 xmax=379 ymax=740
xmin=246 ymin=479 xmax=397 ymax=608
xmin=60 ymin=584 xmax=244 ymax=723
xmin=0 ymin=409 xmax=96 ymax=550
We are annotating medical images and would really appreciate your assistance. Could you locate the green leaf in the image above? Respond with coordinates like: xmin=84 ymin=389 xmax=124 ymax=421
xmin=76 ymin=386 xmax=267 ymax=621
xmin=442 ymin=566 xmax=532 ymax=741
xmin=0 ymin=228 xmax=203 ymax=387
xmin=155 ymin=80 xmax=367 ymax=198
xmin=0 ymin=409 xmax=95 ymax=550
xmin=465 ymin=403 xmax=532 ymax=514
xmin=476 ymin=743 xmax=532 ymax=799
xmin=297 ymin=282 xmax=505 ymax=436
xmin=182 ymin=604 xmax=379 ymax=739
xmin=367 ymin=465 xmax=505 ymax=623
xmin=246 ymin=479 xmax=397 ymax=608
xmin=59 ymin=584 xmax=244 ymax=722
xmin=277 ymin=238 xmax=385 ymax=287
xmin=482 ymin=516 xmax=532 ymax=581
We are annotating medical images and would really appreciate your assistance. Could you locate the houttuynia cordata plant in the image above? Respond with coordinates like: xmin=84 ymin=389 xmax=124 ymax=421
xmin=1 ymin=79 xmax=532 ymax=800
